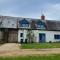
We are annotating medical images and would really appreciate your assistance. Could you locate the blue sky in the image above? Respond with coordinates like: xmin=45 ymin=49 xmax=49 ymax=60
xmin=0 ymin=0 xmax=60 ymax=20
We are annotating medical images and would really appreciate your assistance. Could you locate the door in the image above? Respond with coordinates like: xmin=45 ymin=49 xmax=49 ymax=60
xmin=39 ymin=33 xmax=45 ymax=43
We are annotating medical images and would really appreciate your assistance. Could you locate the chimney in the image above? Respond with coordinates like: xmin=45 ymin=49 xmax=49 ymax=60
xmin=41 ymin=14 xmax=45 ymax=20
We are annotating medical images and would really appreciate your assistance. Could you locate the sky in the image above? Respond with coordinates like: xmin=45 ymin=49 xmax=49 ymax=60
xmin=0 ymin=0 xmax=60 ymax=20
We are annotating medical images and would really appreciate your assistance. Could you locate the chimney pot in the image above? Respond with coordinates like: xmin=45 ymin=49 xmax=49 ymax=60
xmin=41 ymin=14 xmax=45 ymax=20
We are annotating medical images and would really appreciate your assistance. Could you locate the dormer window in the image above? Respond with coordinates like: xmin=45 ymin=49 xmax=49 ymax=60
xmin=19 ymin=18 xmax=29 ymax=27
xmin=36 ymin=20 xmax=46 ymax=29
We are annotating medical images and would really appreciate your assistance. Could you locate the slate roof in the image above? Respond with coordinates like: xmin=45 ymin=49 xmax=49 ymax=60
xmin=46 ymin=20 xmax=60 ymax=31
xmin=0 ymin=16 xmax=60 ymax=31
xmin=0 ymin=16 xmax=17 ymax=28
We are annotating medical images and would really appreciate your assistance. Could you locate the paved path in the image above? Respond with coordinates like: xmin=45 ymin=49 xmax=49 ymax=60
xmin=0 ymin=43 xmax=60 ymax=56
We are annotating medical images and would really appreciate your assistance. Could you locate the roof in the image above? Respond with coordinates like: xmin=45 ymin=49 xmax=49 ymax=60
xmin=0 ymin=15 xmax=60 ymax=31
xmin=19 ymin=18 xmax=29 ymax=24
xmin=0 ymin=16 xmax=17 ymax=28
xmin=46 ymin=20 xmax=60 ymax=31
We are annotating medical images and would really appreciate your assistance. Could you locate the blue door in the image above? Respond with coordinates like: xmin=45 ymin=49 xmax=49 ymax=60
xmin=39 ymin=33 xmax=45 ymax=43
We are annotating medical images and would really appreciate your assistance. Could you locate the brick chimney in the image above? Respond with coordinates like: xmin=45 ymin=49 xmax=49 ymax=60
xmin=41 ymin=14 xmax=45 ymax=20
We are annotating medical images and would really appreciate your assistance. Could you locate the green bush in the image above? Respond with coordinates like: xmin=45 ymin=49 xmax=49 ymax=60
xmin=25 ymin=39 xmax=28 ymax=43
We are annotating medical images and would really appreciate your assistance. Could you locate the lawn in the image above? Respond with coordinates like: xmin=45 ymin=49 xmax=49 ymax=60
xmin=21 ymin=43 xmax=60 ymax=49
xmin=0 ymin=54 xmax=60 ymax=60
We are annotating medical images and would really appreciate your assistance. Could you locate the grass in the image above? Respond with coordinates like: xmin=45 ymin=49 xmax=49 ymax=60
xmin=0 ymin=54 xmax=60 ymax=60
xmin=21 ymin=43 xmax=60 ymax=49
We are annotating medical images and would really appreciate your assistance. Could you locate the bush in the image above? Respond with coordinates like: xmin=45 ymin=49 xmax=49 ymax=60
xmin=49 ymin=41 xmax=52 ymax=43
xmin=20 ymin=39 xmax=23 ymax=44
xmin=25 ymin=39 xmax=27 ymax=43
xmin=31 ymin=40 xmax=34 ymax=43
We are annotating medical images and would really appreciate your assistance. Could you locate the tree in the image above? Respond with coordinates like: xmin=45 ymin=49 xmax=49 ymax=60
xmin=26 ymin=30 xmax=35 ymax=43
xmin=26 ymin=20 xmax=36 ymax=43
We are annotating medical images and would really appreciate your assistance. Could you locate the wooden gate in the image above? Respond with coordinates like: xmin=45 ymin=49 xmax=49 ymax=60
xmin=8 ymin=30 xmax=18 ymax=43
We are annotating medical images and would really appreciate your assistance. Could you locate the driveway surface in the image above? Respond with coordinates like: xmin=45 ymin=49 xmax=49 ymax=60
xmin=0 ymin=43 xmax=60 ymax=56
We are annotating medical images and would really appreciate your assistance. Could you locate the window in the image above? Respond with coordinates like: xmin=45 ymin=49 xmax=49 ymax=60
xmin=54 ymin=35 xmax=60 ymax=39
xmin=36 ymin=24 xmax=45 ymax=29
xmin=20 ymin=33 xmax=23 ymax=37
xmin=40 ymin=25 xmax=44 ymax=28
xmin=19 ymin=19 xmax=29 ymax=27
xmin=21 ymin=24 xmax=29 ymax=27
xmin=38 ymin=25 xmax=44 ymax=28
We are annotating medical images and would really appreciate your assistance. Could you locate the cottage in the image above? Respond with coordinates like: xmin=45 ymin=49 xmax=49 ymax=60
xmin=18 ymin=15 xmax=60 ymax=43
xmin=0 ymin=15 xmax=60 ymax=43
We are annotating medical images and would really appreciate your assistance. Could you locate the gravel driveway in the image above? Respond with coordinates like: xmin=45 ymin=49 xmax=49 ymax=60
xmin=0 ymin=43 xmax=60 ymax=56
xmin=0 ymin=43 xmax=20 ymax=51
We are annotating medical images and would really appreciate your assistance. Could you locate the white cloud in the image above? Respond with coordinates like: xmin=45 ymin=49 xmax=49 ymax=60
xmin=43 ymin=3 xmax=60 ymax=20
xmin=0 ymin=0 xmax=60 ymax=20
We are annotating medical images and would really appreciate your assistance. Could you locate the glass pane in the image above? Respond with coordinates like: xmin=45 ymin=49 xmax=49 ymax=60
xmin=20 ymin=33 xmax=23 ymax=37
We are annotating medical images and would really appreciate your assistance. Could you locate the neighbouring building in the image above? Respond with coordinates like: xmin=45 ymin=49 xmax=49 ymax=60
xmin=0 ymin=15 xmax=60 ymax=43
xmin=0 ymin=16 xmax=18 ymax=43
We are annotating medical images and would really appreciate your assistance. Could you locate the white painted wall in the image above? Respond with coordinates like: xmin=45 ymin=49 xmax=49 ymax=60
xmin=18 ymin=29 xmax=60 ymax=43
xmin=18 ymin=30 xmax=27 ymax=42
xmin=33 ymin=30 xmax=60 ymax=42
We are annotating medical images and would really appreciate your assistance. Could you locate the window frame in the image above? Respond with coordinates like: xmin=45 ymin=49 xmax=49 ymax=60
xmin=20 ymin=24 xmax=29 ymax=27
xmin=54 ymin=35 xmax=60 ymax=39
xmin=20 ymin=33 xmax=23 ymax=37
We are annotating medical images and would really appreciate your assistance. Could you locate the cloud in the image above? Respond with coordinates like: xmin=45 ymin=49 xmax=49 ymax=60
xmin=43 ymin=3 xmax=60 ymax=20
xmin=0 ymin=0 xmax=60 ymax=20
